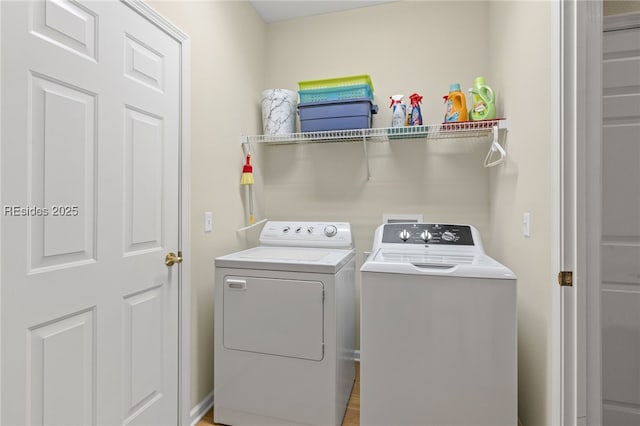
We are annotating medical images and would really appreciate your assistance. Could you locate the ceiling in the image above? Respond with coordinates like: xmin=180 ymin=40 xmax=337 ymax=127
xmin=249 ymin=0 xmax=397 ymax=23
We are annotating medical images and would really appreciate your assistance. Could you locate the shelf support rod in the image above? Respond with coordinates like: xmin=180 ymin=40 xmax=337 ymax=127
xmin=240 ymin=135 xmax=251 ymax=156
xmin=362 ymin=131 xmax=371 ymax=180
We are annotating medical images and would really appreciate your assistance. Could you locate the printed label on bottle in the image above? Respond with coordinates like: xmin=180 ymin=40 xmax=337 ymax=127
xmin=392 ymin=104 xmax=406 ymax=127
xmin=445 ymin=111 xmax=460 ymax=122
xmin=474 ymin=102 xmax=486 ymax=113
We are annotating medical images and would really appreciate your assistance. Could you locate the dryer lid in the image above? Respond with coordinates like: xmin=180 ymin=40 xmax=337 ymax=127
xmin=239 ymin=247 xmax=334 ymax=262
xmin=215 ymin=246 xmax=355 ymax=273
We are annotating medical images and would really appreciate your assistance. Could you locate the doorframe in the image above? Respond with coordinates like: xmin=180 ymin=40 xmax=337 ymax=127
xmin=0 ymin=1 xmax=3 ymax=422
xmin=579 ymin=2 xmax=603 ymax=424
xmin=556 ymin=1 xmax=603 ymax=425
xmin=0 ymin=1 xmax=192 ymax=424
xmin=551 ymin=1 xmax=570 ymax=424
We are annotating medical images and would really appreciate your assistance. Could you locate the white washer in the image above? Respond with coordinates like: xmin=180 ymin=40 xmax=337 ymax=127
xmin=214 ymin=221 xmax=356 ymax=426
xmin=360 ymin=223 xmax=517 ymax=426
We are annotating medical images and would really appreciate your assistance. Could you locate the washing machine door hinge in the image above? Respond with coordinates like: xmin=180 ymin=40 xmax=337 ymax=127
xmin=558 ymin=271 xmax=573 ymax=287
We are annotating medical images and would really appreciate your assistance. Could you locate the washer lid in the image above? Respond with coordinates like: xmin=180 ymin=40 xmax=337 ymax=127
xmin=215 ymin=246 xmax=355 ymax=273
xmin=361 ymin=249 xmax=516 ymax=279
xmin=373 ymin=250 xmax=477 ymax=265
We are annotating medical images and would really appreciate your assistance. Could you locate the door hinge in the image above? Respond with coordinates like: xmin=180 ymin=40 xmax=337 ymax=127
xmin=558 ymin=271 xmax=573 ymax=287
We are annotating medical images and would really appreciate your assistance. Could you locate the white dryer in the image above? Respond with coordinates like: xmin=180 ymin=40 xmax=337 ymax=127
xmin=214 ymin=221 xmax=356 ymax=426
xmin=360 ymin=223 xmax=517 ymax=426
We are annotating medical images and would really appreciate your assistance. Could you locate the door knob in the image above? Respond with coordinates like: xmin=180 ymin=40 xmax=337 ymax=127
xmin=165 ymin=252 xmax=183 ymax=266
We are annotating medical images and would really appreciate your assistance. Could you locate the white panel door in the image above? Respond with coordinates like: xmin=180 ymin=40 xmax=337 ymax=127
xmin=1 ymin=1 xmax=182 ymax=425
xmin=601 ymin=24 xmax=640 ymax=426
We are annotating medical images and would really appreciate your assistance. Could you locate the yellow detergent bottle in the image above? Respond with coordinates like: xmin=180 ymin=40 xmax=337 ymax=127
xmin=443 ymin=83 xmax=468 ymax=123
xmin=469 ymin=76 xmax=496 ymax=121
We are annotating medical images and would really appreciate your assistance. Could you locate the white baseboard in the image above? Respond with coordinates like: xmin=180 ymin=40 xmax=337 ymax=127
xmin=190 ymin=390 xmax=214 ymax=426
xmin=353 ymin=349 xmax=360 ymax=362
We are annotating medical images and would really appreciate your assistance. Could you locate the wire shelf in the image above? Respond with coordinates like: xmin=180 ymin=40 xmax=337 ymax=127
xmin=240 ymin=118 xmax=508 ymax=178
xmin=242 ymin=119 xmax=507 ymax=145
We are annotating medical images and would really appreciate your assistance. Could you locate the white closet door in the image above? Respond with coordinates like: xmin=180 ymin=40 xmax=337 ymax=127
xmin=1 ymin=1 xmax=182 ymax=424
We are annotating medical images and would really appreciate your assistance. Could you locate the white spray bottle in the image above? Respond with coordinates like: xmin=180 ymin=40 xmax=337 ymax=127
xmin=389 ymin=94 xmax=406 ymax=127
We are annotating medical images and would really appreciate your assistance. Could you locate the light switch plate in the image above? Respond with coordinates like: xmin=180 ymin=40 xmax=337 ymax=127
xmin=204 ymin=211 xmax=213 ymax=232
xmin=523 ymin=212 xmax=531 ymax=238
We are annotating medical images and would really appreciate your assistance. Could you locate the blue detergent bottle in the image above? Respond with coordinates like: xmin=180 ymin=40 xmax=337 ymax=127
xmin=408 ymin=93 xmax=423 ymax=126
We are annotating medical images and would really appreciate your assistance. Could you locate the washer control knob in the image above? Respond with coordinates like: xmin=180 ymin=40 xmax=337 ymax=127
xmin=420 ymin=231 xmax=432 ymax=242
xmin=307 ymin=226 xmax=314 ymax=234
xmin=282 ymin=226 xmax=291 ymax=233
xmin=324 ymin=225 xmax=338 ymax=237
xmin=399 ymin=229 xmax=411 ymax=242
xmin=442 ymin=231 xmax=455 ymax=242
xmin=295 ymin=226 xmax=302 ymax=233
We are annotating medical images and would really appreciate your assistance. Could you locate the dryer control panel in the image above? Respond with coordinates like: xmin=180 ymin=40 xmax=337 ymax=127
xmin=381 ymin=223 xmax=475 ymax=245
xmin=259 ymin=221 xmax=352 ymax=248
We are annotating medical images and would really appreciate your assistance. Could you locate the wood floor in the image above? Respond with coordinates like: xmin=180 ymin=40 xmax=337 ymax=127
xmin=198 ymin=363 xmax=360 ymax=426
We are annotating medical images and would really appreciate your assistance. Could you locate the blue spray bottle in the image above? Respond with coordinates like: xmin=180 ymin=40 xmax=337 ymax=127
xmin=408 ymin=93 xmax=423 ymax=126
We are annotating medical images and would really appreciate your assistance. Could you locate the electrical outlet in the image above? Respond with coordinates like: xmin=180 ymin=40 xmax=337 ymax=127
xmin=204 ymin=212 xmax=213 ymax=232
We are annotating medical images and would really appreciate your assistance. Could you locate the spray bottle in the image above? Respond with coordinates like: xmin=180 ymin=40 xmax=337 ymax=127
xmin=408 ymin=93 xmax=423 ymax=126
xmin=389 ymin=95 xmax=406 ymax=127
xmin=468 ymin=77 xmax=496 ymax=120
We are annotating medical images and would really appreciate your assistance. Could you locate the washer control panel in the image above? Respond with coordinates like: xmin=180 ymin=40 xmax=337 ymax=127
xmin=259 ymin=221 xmax=352 ymax=248
xmin=381 ymin=223 xmax=474 ymax=245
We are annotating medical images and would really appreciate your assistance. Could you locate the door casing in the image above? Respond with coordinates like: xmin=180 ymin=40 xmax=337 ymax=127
xmin=555 ymin=1 xmax=604 ymax=425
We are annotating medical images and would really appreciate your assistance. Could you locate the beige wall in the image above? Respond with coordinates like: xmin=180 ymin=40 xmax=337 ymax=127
xmin=261 ymin=0 xmax=493 ymax=347
xmin=488 ymin=2 xmax=553 ymax=425
xmin=147 ymin=0 xmax=267 ymax=410
xmin=153 ymin=1 xmax=556 ymax=423
xmin=262 ymin=2 xmax=554 ymax=425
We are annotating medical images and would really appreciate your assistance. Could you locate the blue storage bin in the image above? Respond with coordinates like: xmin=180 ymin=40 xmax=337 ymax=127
xmin=298 ymin=99 xmax=378 ymax=132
